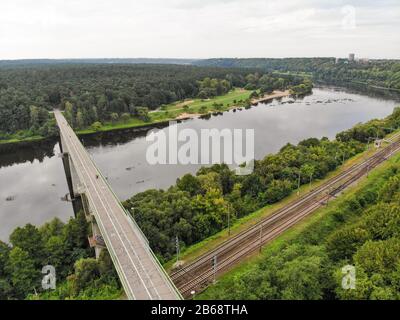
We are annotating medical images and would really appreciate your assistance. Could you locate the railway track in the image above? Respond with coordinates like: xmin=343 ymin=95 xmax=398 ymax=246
xmin=171 ymin=133 xmax=400 ymax=298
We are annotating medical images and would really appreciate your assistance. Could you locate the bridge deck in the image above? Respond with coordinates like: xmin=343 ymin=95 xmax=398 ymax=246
xmin=54 ymin=110 xmax=181 ymax=300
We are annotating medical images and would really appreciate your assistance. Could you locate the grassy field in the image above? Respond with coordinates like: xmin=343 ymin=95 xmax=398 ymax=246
xmin=195 ymin=149 xmax=400 ymax=300
xmin=163 ymin=129 xmax=400 ymax=272
xmin=162 ymin=88 xmax=252 ymax=113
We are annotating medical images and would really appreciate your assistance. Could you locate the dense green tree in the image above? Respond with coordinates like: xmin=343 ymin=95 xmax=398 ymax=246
xmin=363 ymin=203 xmax=400 ymax=240
xmin=326 ymin=223 xmax=371 ymax=261
xmin=0 ymin=64 xmax=264 ymax=140
xmin=120 ymin=112 xmax=130 ymax=123
xmin=43 ymin=236 xmax=68 ymax=278
xmin=39 ymin=218 xmax=64 ymax=243
xmin=378 ymin=175 xmax=400 ymax=203
xmin=91 ymin=121 xmax=103 ymax=131
xmin=192 ymin=188 xmax=232 ymax=236
xmin=0 ymin=241 xmax=10 ymax=277
xmin=9 ymin=224 xmax=44 ymax=266
xmin=62 ymin=212 xmax=89 ymax=250
xmin=134 ymin=107 xmax=150 ymax=122
xmin=300 ymin=164 xmax=315 ymax=186
xmin=277 ymin=255 xmax=325 ymax=300
xmin=176 ymin=173 xmax=202 ymax=196
xmin=70 ymin=258 xmax=100 ymax=295
xmin=354 ymin=238 xmax=400 ymax=275
xmin=0 ymin=278 xmax=13 ymax=300
xmin=75 ymin=109 xmax=84 ymax=129
xmin=196 ymin=58 xmax=400 ymax=91
xmin=110 ymin=112 xmax=119 ymax=123
xmin=98 ymin=250 xmax=119 ymax=283
xmin=289 ymin=79 xmax=313 ymax=96
xmin=0 ymin=211 xmax=119 ymax=300
xmin=5 ymin=247 xmax=38 ymax=298
xmin=334 ymin=266 xmax=373 ymax=300
xmin=261 ymin=179 xmax=292 ymax=205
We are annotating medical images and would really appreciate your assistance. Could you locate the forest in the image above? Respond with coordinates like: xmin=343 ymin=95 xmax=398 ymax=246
xmin=0 ymin=212 xmax=121 ymax=300
xmin=124 ymin=107 xmax=400 ymax=263
xmin=195 ymin=58 xmax=400 ymax=91
xmin=3 ymin=57 xmax=396 ymax=142
xmin=0 ymin=64 xmax=310 ymax=142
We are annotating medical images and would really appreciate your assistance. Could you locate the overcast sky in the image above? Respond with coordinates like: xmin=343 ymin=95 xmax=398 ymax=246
xmin=0 ymin=0 xmax=399 ymax=60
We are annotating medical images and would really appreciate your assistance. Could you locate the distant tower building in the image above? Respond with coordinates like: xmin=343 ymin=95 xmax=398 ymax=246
xmin=348 ymin=53 xmax=355 ymax=62
xmin=335 ymin=57 xmax=340 ymax=64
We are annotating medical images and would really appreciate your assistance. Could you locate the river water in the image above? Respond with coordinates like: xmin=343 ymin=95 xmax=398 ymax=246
xmin=0 ymin=87 xmax=399 ymax=241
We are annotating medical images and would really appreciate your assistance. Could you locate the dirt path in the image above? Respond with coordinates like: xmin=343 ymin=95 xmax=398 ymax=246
xmin=251 ymin=90 xmax=290 ymax=104
xmin=175 ymin=112 xmax=201 ymax=120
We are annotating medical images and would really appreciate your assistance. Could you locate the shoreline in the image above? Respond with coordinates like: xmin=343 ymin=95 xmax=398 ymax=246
xmin=251 ymin=90 xmax=290 ymax=104
xmin=0 ymin=89 xmax=291 ymax=146
xmin=74 ymin=89 xmax=291 ymax=135
xmin=0 ymin=135 xmax=47 ymax=147
xmin=76 ymin=90 xmax=290 ymax=136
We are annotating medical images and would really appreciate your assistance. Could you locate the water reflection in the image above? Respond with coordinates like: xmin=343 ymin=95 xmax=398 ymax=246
xmin=0 ymin=139 xmax=57 ymax=168
xmin=0 ymin=142 xmax=72 ymax=242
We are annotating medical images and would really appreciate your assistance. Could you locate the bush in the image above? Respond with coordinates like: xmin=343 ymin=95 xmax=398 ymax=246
xmin=90 ymin=122 xmax=102 ymax=131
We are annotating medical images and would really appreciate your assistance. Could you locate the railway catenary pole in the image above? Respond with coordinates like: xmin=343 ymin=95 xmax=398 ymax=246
xmin=212 ymin=256 xmax=217 ymax=284
xmin=297 ymin=171 xmax=301 ymax=196
xmin=176 ymin=236 xmax=180 ymax=264
xmin=228 ymin=210 xmax=231 ymax=236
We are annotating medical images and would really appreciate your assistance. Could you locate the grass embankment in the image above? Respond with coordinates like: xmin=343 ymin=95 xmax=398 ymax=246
xmin=163 ymin=130 xmax=399 ymax=272
xmin=196 ymin=147 xmax=400 ymax=299
xmin=0 ymin=134 xmax=44 ymax=145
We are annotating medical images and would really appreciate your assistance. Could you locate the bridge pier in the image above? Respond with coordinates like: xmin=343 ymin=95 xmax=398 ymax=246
xmin=89 ymin=221 xmax=106 ymax=259
xmin=60 ymin=150 xmax=83 ymax=216
xmin=80 ymin=193 xmax=105 ymax=258
xmin=60 ymin=147 xmax=105 ymax=258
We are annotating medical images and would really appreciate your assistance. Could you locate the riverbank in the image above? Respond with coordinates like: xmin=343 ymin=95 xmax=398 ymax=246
xmin=0 ymin=135 xmax=45 ymax=146
xmin=78 ymin=89 xmax=290 ymax=135
xmin=251 ymin=90 xmax=290 ymax=104
xmin=77 ymin=89 xmax=249 ymax=134
xmin=0 ymin=88 xmax=290 ymax=146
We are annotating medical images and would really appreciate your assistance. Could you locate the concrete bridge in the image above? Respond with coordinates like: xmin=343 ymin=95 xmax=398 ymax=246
xmin=55 ymin=110 xmax=182 ymax=300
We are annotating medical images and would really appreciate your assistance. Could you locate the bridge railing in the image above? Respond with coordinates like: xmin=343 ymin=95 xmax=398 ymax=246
xmin=58 ymin=112 xmax=182 ymax=299
xmin=59 ymin=137 xmax=135 ymax=300
xmin=89 ymin=151 xmax=183 ymax=299
xmin=90 ymin=159 xmax=150 ymax=246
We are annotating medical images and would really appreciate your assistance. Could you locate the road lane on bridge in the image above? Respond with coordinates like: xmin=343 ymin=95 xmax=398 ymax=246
xmin=55 ymin=110 xmax=181 ymax=300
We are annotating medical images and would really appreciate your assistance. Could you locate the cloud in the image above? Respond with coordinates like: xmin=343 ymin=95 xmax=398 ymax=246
xmin=0 ymin=0 xmax=398 ymax=59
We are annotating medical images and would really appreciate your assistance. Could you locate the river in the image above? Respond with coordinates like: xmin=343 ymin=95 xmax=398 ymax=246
xmin=0 ymin=86 xmax=399 ymax=241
